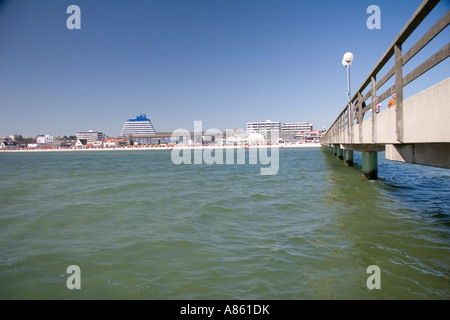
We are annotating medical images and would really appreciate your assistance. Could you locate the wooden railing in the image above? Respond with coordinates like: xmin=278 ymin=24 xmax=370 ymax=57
xmin=321 ymin=0 xmax=449 ymax=146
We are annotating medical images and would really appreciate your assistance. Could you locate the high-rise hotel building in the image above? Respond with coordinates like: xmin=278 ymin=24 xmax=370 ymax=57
xmin=246 ymin=120 xmax=313 ymax=142
xmin=120 ymin=114 xmax=157 ymax=144
xmin=120 ymin=114 xmax=156 ymax=137
xmin=246 ymin=120 xmax=281 ymax=133
xmin=281 ymin=122 xmax=313 ymax=133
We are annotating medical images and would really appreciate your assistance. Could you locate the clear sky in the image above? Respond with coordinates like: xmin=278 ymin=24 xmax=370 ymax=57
xmin=0 ymin=0 xmax=449 ymax=137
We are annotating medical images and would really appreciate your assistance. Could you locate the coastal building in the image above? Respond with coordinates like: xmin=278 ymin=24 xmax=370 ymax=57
xmin=225 ymin=131 xmax=247 ymax=145
xmin=75 ymin=139 xmax=87 ymax=147
xmin=295 ymin=130 xmax=324 ymax=143
xmin=246 ymin=120 xmax=281 ymax=133
xmin=246 ymin=120 xmax=313 ymax=142
xmin=281 ymin=122 xmax=313 ymax=133
xmin=119 ymin=114 xmax=157 ymax=144
xmin=36 ymin=134 xmax=54 ymax=144
xmin=0 ymin=140 xmax=21 ymax=149
xmin=103 ymin=138 xmax=121 ymax=148
xmin=76 ymin=130 xmax=105 ymax=144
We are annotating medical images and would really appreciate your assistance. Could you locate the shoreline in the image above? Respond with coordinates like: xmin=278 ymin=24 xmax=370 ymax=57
xmin=0 ymin=142 xmax=322 ymax=153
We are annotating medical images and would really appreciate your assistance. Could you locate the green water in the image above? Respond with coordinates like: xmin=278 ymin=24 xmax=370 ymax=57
xmin=0 ymin=148 xmax=448 ymax=299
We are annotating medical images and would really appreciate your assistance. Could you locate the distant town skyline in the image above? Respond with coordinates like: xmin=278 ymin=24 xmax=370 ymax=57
xmin=1 ymin=0 xmax=449 ymax=138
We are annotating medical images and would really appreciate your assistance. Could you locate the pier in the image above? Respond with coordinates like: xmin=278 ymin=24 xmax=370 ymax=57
xmin=321 ymin=0 xmax=449 ymax=179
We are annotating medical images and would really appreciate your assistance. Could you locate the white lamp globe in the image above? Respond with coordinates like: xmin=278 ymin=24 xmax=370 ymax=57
xmin=343 ymin=52 xmax=354 ymax=64
xmin=342 ymin=59 xmax=349 ymax=67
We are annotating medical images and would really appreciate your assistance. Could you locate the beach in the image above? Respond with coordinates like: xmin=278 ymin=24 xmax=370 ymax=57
xmin=0 ymin=142 xmax=322 ymax=152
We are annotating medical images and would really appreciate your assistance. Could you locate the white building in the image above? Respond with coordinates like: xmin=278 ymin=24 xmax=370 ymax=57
xmin=281 ymin=122 xmax=313 ymax=133
xmin=247 ymin=132 xmax=266 ymax=145
xmin=36 ymin=134 xmax=54 ymax=144
xmin=120 ymin=114 xmax=156 ymax=138
xmin=76 ymin=130 xmax=105 ymax=143
xmin=246 ymin=120 xmax=281 ymax=133
xmin=103 ymin=138 xmax=120 ymax=148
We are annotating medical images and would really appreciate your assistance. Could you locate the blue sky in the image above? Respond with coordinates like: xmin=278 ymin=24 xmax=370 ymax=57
xmin=0 ymin=0 xmax=449 ymax=137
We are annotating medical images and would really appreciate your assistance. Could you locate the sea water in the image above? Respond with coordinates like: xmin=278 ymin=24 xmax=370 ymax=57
xmin=0 ymin=148 xmax=448 ymax=299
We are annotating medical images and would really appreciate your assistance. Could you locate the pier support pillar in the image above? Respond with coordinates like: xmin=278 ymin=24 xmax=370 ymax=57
xmin=332 ymin=146 xmax=337 ymax=156
xmin=344 ymin=150 xmax=354 ymax=167
xmin=336 ymin=147 xmax=343 ymax=160
xmin=362 ymin=151 xmax=378 ymax=180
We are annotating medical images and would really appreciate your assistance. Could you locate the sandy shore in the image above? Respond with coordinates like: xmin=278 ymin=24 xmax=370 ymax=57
xmin=0 ymin=142 xmax=322 ymax=152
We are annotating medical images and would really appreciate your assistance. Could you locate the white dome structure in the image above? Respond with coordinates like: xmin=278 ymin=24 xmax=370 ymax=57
xmin=247 ymin=132 xmax=265 ymax=145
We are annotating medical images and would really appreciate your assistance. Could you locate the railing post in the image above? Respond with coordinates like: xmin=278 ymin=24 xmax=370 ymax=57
xmin=338 ymin=116 xmax=341 ymax=142
xmin=347 ymin=103 xmax=352 ymax=144
xmin=357 ymin=92 xmax=363 ymax=142
xmin=395 ymin=43 xmax=404 ymax=142
xmin=371 ymin=75 xmax=377 ymax=143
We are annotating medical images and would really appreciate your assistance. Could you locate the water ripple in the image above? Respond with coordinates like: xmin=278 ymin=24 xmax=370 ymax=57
xmin=0 ymin=149 xmax=449 ymax=299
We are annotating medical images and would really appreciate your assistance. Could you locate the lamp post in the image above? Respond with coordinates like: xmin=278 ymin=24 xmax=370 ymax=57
xmin=342 ymin=52 xmax=354 ymax=104
xmin=342 ymin=51 xmax=354 ymax=157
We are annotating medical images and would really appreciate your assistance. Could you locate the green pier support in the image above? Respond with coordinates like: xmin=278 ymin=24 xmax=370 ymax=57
xmin=344 ymin=150 xmax=353 ymax=167
xmin=332 ymin=146 xmax=337 ymax=156
xmin=362 ymin=151 xmax=378 ymax=180
xmin=336 ymin=147 xmax=343 ymax=160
